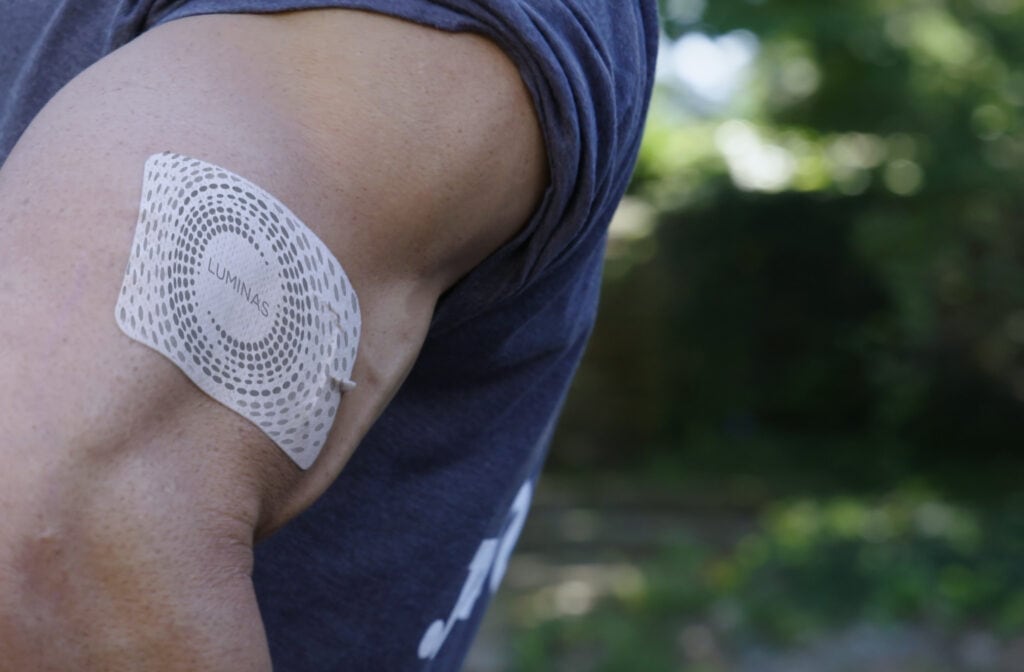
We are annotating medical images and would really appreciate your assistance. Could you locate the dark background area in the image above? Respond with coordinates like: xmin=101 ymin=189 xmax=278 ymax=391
xmin=556 ymin=0 xmax=1024 ymax=502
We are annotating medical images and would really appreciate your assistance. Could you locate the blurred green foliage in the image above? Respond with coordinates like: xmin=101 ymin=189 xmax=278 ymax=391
xmin=726 ymin=491 xmax=1024 ymax=640
xmin=510 ymin=492 xmax=1024 ymax=671
xmin=552 ymin=0 xmax=1024 ymax=501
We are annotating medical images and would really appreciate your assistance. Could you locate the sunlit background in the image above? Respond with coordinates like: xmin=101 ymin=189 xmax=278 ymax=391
xmin=466 ymin=0 xmax=1024 ymax=669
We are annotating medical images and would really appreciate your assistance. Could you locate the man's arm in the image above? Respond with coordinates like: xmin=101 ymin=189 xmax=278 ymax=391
xmin=0 ymin=9 xmax=545 ymax=669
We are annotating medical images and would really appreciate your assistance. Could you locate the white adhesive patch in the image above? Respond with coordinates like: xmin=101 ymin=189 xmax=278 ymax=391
xmin=116 ymin=152 xmax=360 ymax=469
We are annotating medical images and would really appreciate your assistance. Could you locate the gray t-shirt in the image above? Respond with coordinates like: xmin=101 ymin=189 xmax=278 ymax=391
xmin=0 ymin=1 xmax=658 ymax=669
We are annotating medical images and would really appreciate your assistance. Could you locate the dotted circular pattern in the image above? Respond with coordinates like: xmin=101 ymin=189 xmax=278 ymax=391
xmin=115 ymin=152 xmax=360 ymax=469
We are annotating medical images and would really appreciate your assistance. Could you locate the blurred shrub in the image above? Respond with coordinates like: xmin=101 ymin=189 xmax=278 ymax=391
xmin=509 ymin=492 xmax=1024 ymax=671
xmin=723 ymin=492 xmax=1024 ymax=642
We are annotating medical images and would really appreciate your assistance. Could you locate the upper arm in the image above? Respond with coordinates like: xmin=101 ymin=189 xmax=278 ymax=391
xmin=0 ymin=9 xmax=545 ymax=666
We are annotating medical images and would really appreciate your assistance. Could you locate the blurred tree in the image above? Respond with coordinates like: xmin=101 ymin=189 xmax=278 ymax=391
xmin=551 ymin=0 xmax=1024 ymax=500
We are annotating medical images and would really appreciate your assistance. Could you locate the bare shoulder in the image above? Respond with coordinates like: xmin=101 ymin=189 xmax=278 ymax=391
xmin=0 ymin=9 xmax=545 ymax=667
xmin=1 ymin=7 xmax=547 ymax=524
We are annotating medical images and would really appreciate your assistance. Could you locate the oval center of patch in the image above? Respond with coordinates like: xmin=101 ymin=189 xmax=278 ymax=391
xmin=195 ymin=231 xmax=283 ymax=344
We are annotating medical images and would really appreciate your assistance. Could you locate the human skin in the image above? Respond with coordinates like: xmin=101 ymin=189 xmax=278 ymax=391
xmin=0 ymin=9 xmax=546 ymax=669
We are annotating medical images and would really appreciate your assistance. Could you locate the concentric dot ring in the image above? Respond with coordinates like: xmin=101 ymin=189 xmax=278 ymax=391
xmin=115 ymin=153 xmax=361 ymax=469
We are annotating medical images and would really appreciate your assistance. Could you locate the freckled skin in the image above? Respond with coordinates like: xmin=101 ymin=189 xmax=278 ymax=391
xmin=0 ymin=10 xmax=546 ymax=670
